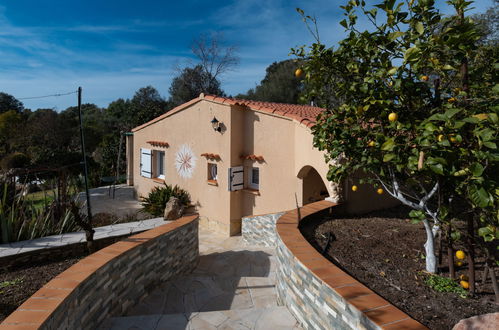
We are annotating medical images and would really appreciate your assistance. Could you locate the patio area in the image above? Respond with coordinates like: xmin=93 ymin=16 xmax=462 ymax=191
xmin=100 ymin=228 xmax=302 ymax=330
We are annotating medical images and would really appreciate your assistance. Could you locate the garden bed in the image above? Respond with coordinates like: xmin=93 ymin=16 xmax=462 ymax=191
xmin=0 ymin=255 xmax=83 ymax=322
xmin=300 ymin=206 xmax=498 ymax=330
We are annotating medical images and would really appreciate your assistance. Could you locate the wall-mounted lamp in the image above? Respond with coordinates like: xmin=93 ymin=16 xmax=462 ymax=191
xmin=211 ymin=116 xmax=222 ymax=132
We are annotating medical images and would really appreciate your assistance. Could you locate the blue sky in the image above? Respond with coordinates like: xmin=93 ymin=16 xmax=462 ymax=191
xmin=0 ymin=0 xmax=493 ymax=110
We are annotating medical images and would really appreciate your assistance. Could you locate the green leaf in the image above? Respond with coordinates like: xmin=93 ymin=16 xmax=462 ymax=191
xmin=429 ymin=164 xmax=444 ymax=175
xmin=388 ymin=31 xmax=405 ymax=41
xmin=468 ymin=185 xmax=490 ymax=208
xmin=478 ymin=128 xmax=495 ymax=141
xmin=415 ymin=22 xmax=424 ymax=35
xmin=442 ymin=64 xmax=455 ymax=70
xmin=428 ymin=113 xmax=446 ymax=121
xmin=478 ymin=227 xmax=493 ymax=237
xmin=387 ymin=67 xmax=398 ymax=75
xmin=340 ymin=19 xmax=348 ymax=29
xmin=451 ymin=231 xmax=461 ymax=241
xmin=484 ymin=141 xmax=497 ymax=149
xmin=381 ymin=138 xmax=396 ymax=151
xmin=424 ymin=123 xmax=438 ymax=132
xmin=404 ymin=46 xmax=421 ymax=62
xmin=383 ymin=153 xmax=396 ymax=162
xmin=470 ymin=163 xmax=484 ymax=177
xmin=488 ymin=113 xmax=498 ymax=123
xmin=444 ymin=108 xmax=461 ymax=118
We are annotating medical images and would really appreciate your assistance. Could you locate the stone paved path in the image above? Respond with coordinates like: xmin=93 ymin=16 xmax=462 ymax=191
xmin=100 ymin=229 xmax=301 ymax=330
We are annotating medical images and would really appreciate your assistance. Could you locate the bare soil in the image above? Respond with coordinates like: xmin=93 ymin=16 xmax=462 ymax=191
xmin=300 ymin=206 xmax=498 ymax=330
xmin=0 ymin=256 xmax=82 ymax=322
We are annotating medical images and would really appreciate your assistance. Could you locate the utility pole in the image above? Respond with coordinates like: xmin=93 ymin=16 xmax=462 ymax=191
xmin=77 ymin=87 xmax=93 ymax=225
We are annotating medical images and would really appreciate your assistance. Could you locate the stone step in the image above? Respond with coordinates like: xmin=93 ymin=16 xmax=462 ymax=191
xmin=126 ymin=276 xmax=279 ymax=316
xmin=100 ymin=306 xmax=302 ymax=330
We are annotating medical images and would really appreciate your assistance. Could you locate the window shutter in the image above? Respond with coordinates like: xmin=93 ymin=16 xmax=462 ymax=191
xmin=140 ymin=148 xmax=152 ymax=178
xmin=228 ymin=166 xmax=244 ymax=191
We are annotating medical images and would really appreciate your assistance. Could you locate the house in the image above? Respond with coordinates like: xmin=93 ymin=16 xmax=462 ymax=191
xmin=126 ymin=94 xmax=396 ymax=236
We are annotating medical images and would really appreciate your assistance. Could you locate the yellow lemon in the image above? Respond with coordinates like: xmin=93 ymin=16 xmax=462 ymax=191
xmin=450 ymin=136 xmax=457 ymax=143
xmin=456 ymin=250 xmax=466 ymax=260
xmin=459 ymin=274 xmax=469 ymax=281
xmin=448 ymin=97 xmax=456 ymax=103
xmin=388 ymin=112 xmax=398 ymax=122
xmin=437 ymin=134 xmax=444 ymax=142
xmin=351 ymin=185 xmax=358 ymax=192
xmin=368 ymin=141 xmax=375 ymax=147
xmin=456 ymin=261 xmax=464 ymax=267
xmin=460 ymin=280 xmax=469 ymax=289
xmin=421 ymin=75 xmax=429 ymax=81
xmin=377 ymin=188 xmax=384 ymax=195
xmin=295 ymin=68 xmax=303 ymax=78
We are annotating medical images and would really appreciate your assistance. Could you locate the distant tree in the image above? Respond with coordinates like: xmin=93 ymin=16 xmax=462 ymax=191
xmin=168 ymin=65 xmax=224 ymax=107
xmin=191 ymin=33 xmax=239 ymax=92
xmin=105 ymin=98 xmax=133 ymax=130
xmin=129 ymin=86 xmax=169 ymax=127
xmin=0 ymin=110 xmax=23 ymax=157
xmin=236 ymin=60 xmax=303 ymax=103
xmin=473 ymin=0 xmax=498 ymax=44
xmin=60 ymin=103 xmax=106 ymax=154
xmin=0 ymin=92 xmax=23 ymax=114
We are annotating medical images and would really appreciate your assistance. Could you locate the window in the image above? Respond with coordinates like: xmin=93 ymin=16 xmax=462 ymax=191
xmin=248 ymin=167 xmax=259 ymax=190
xmin=155 ymin=150 xmax=165 ymax=179
xmin=140 ymin=148 xmax=152 ymax=178
xmin=208 ymin=163 xmax=218 ymax=183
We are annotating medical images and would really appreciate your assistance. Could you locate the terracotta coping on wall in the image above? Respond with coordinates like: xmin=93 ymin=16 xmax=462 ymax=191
xmin=146 ymin=140 xmax=169 ymax=148
xmin=240 ymin=154 xmax=264 ymax=162
xmin=275 ymin=201 xmax=428 ymax=330
xmin=0 ymin=215 xmax=199 ymax=330
xmin=200 ymin=153 xmax=221 ymax=160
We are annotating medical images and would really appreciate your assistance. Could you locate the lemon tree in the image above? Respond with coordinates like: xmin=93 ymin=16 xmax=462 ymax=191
xmin=293 ymin=0 xmax=498 ymax=277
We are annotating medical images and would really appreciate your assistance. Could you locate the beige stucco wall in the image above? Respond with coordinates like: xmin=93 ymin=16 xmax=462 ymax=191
xmin=130 ymin=97 xmax=397 ymax=236
xmin=132 ymin=100 xmax=234 ymax=234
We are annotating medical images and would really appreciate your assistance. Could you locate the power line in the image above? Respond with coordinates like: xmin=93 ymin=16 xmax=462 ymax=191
xmin=18 ymin=90 xmax=78 ymax=100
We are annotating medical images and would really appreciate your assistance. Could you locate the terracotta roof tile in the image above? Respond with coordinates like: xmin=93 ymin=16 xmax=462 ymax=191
xmin=203 ymin=95 xmax=325 ymax=127
xmin=241 ymin=154 xmax=264 ymax=162
xmin=132 ymin=94 xmax=326 ymax=132
xmin=146 ymin=141 xmax=169 ymax=147
xmin=201 ymin=153 xmax=221 ymax=160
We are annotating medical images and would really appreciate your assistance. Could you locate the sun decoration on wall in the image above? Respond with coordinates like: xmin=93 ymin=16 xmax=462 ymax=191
xmin=175 ymin=144 xmax=197 ymax=179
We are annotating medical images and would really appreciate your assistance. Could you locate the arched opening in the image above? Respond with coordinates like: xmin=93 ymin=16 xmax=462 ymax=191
xmin=297 ymin=166 xmax=329 ymax=205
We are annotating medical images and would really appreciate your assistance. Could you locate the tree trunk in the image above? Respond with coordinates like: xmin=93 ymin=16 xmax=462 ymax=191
xmin=447 ymin=225 xmax=456 ymax=279
xmin=423 ymin=219 xmax=438 ymax=273
xmin=467 ymin=217 xmax=476 ymax=294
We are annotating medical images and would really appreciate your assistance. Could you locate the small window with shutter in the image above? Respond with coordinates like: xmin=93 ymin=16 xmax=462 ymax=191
xmin=155 ymin=150 xmax=165 ymax=179
xmin=248 ymin=167 xmax=259 ymax=190
xmin=207 ymin=163 xmax=218 ymax=184
xmin=228 ymin=166 xmax=244 ymax=191
xmin=140 ymin=148 xmax=152 ymax=178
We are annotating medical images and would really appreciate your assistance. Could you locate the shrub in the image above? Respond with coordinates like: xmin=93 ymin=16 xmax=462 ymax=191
xmin=141 ymin=183 xmax=191 ymax=217
xmin=424 ymin=273 xmax=468 ymax=298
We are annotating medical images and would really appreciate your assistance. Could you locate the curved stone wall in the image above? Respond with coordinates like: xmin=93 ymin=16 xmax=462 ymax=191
xmin=275 ymin=201 xmax=427 ymax=330
xmin=242 ymin=211 xmax=285 ymax=247
xmin=1 ymin=215 xmax=199 ymax=330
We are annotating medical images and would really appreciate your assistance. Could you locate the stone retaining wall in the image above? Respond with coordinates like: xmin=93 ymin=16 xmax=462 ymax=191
xmin=275 ymin=201 xmax=427 ymax=330
xmin=1 ymin=215 xmax=199 ymax=330
xmin=242 ymin=212 xmax=284 ymax=247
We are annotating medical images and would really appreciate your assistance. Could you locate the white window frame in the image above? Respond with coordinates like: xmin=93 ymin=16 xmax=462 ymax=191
xmin=248 ymin=167 xmax=259 ymax=190
xmin=208 ymin=163 xmax=218 ymax=181
xmin=154 ymin=150 xmax=165 ymax=180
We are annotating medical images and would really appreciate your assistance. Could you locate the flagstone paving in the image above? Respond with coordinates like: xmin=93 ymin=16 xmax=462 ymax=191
xmin=100 ymin=229 xmax=302 ymax=330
